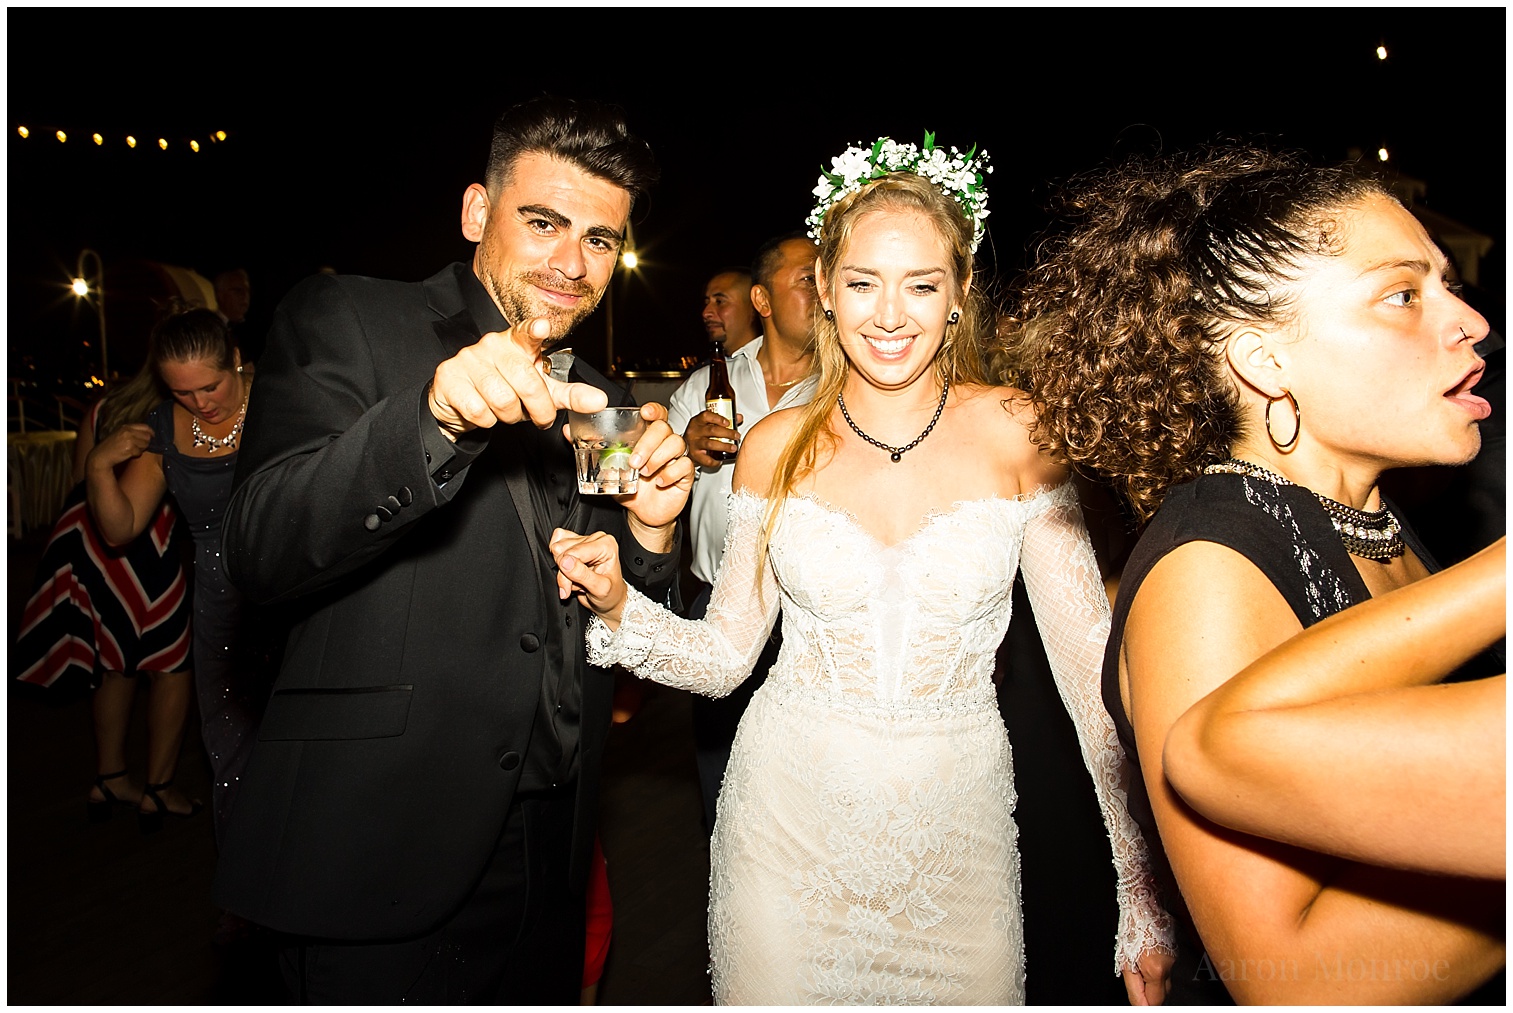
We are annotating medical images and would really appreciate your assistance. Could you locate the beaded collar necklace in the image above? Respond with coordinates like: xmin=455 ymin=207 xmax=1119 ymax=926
xmin=1203 ymin=458 xmax=1405 ymax=561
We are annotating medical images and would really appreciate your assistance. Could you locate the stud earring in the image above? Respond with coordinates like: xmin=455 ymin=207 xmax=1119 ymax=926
xmin=948 ymin=310 xmax=960 ymax=325
xmin=823 ymin=309 xmax=834 ymax=321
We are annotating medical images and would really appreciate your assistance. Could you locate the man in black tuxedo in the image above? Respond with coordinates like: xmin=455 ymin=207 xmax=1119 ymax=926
xmin=215 ymin=97 xmax=692 ymax=1003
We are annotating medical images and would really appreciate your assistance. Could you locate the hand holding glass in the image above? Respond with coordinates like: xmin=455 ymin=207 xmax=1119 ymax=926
xmin=569 ymin=407 xmax=648 ymax=495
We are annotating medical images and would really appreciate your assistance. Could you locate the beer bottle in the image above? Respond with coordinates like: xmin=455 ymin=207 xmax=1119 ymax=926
xmin=704 ymin=340 xmax=738 ymax=461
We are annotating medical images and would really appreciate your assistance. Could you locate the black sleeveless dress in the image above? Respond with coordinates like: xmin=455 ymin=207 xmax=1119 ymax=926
xmin=1103 ymin=471 xmax=1502 ymax=1004
xmin=149 ymin=401 xmax=263 ymax=847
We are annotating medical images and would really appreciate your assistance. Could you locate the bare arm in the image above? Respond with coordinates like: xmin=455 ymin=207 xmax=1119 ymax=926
xmin=84 ymin=422 xmax=167 ymax=546
xmin=71 ymin=402 xmax=98 ymax=486
xmin=1123 ymin=542 xmax=1504 ymax=1003
xmin=1164 ymin=539 xmax=1505 ymax=878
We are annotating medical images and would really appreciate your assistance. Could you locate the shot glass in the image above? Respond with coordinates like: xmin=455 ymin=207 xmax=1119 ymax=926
xmin=568 ymin=406 xmax=647 ymax=495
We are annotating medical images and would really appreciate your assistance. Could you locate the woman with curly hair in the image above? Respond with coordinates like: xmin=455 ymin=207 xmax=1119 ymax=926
xmin=1012 ymin=148 xmax=1504 ymax=1003
xmin=550 ymin=138 xmax=1175 ymax=1004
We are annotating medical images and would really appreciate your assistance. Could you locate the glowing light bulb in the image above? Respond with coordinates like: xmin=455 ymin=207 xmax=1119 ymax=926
xmin=215 ymin=130 xmax=226 ymax=142
xmin=158 ymin=137 xmax=168 ymax=150
xmin=622 ymin=251 xmax=639 ymax=269
xmin=126 ymin=135 xmax=137 ymax=148
xmin=1376 ymin=45 xmax=1387 ymax=60
xmin=55 ymin=130 xmax=67 ymax=143
xmin=72 ymin=278 xmax=89 ymax=297
xmin=1377 ymin=147 xmax=1390 ymax=162
xmin=17 ymin=126 xmax=28 ymax=138
xmin=92 ymin=133 xmax=103 ymax=146
xmin=190 ymin=139 xmax=200 ymax=152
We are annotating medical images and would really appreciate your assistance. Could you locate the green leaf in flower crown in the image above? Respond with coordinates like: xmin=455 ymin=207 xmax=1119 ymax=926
xmin=923 ymin=130 xmax=936 ymax=152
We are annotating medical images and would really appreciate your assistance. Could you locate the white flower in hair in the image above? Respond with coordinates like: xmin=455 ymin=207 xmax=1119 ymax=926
xmin=806 ymin=132 xmax=992 ymax=253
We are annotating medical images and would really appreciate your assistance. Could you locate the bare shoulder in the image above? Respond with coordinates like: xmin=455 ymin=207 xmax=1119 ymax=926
xmin=957 ymin=383 xmax=1065 ymax=491
xmin=732 ymin=403 xmax=808 ymax=497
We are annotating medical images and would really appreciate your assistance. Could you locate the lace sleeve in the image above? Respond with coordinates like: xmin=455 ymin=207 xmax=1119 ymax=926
xmin=586 ymin=490 xmax=780 ymax=698
xmin=1018 ymin=483 xmax=1176 ymax=974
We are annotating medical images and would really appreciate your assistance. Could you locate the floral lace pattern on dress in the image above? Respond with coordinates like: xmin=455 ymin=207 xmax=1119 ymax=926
xmin=589 ymin=484 xmax=1174 ymax=1002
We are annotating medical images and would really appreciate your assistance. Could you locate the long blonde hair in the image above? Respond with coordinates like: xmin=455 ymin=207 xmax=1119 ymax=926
xmin=757 ymin=172 xmax=994 ymax=568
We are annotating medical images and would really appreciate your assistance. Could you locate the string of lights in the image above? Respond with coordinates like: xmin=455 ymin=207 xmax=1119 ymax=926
xmin=14 ymin=125 xmax=230 ymax=152
xmin=1374 ymin=42 xmax=1391 ymax=163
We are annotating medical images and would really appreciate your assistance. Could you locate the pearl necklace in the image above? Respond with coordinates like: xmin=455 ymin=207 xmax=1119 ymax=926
xmin=1203 ymin=458 xmax=1405 ymax=561
xmin=837 ymin=377 xmax=950 ymax=463
xmin=190 ymin=392 xmax=248 ymax=455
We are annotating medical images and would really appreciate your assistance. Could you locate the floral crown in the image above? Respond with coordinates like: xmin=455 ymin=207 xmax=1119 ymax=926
xmin=806 ymin=133 xmax=993 ymax=253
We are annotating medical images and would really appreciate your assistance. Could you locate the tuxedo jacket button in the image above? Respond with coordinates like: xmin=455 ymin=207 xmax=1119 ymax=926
xmin=498 ymin=751 xmax=521 ymax=771
xmin=363 ymin=513 xmax=381 ymax=531
xmin=519 ymin=633 xmax=540 ymax=652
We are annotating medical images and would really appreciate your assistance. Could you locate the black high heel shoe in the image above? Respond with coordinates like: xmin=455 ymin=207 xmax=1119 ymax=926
xmin=88 ymin=770 xmax=136 ymax=824
xmin=137 ymin=780 xmax=203 ymax=835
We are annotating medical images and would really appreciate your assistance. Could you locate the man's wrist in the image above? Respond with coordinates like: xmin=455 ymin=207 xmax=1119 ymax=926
xmin=627 ymin=513 xmax=676 ymax=555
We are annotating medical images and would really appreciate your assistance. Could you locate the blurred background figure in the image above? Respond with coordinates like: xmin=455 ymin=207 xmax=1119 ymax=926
xmin=214 ymin=268 xmax=261 ymax=366
xmin=213 ymin=269 xmax=251 ymax=326
xmin=14 ymin=359 xmax=196 ymax=830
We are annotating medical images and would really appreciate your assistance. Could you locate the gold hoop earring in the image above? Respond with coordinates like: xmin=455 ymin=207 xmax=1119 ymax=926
xmin=1265 ymin=390 xmax=1301 ymax=451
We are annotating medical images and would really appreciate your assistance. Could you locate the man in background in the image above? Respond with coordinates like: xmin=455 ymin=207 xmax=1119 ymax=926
xmin=668 ymin=232 xmax=818 ymax=830
xmin=701 ymin=268 xmax=760 ymax=355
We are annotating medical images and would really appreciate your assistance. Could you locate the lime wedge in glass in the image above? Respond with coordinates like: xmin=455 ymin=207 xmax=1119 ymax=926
xmin=599 ymin=441 xmax=634 ymax=472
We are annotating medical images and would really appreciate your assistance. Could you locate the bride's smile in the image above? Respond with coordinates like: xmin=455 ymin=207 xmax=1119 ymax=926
xmin=822 ymin=209 xmax=962 ymax=396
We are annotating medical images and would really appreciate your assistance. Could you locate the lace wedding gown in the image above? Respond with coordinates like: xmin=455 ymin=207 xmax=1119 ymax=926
xmin=588 ymin=484 xmax=1171 ymax=1004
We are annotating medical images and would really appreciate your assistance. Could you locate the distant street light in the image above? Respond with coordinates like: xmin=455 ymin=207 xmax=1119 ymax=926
xmin=72 ymin=249 xmax=108 ymax=381
xmin=1376 ymin=45 xmax=1388 ymax=60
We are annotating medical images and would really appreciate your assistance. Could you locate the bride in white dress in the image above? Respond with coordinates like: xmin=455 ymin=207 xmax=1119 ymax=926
xmin=552 ymin=139 xmax=1174 ymax=1004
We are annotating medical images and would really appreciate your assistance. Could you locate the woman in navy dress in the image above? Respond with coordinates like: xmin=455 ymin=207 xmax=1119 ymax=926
xmin=87 ymin=309 xmax=265 ymax=844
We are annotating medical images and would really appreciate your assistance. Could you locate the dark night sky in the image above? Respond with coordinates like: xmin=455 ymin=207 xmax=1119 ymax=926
xmin=8 ymin=9 xmax=1506 ymax=387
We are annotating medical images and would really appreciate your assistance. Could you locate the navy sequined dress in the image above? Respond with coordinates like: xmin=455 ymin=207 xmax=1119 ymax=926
xmin=149 ymin=401 xmax=263 ymax=846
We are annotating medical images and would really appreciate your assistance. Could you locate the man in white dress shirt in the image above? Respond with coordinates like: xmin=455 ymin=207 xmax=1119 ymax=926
xmin=700 ymin=269 xmax=761 ymax=356
xmin=667 ymin=233 xmax=819 ymax=829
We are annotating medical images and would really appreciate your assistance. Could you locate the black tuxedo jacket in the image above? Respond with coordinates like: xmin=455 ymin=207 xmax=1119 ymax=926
xmin=213 ymin=263 xmax=675 ymax=940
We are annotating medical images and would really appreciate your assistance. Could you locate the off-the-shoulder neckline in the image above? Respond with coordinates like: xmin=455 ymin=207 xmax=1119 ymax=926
xmin=730 ymin=483 xmax=1074 ymax=551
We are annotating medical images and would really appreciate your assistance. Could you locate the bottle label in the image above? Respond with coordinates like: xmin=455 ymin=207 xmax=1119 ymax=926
xmin=705 ymin=397 xmax=735 ymax=427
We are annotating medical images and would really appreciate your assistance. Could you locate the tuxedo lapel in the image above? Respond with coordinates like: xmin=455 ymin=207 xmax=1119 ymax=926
xmin=423 ymin=266 xmax=544 ymax=583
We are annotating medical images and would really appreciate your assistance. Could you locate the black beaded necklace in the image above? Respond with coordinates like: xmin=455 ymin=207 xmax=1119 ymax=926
xmin=837 ymin=377 xmax=950 ymax=463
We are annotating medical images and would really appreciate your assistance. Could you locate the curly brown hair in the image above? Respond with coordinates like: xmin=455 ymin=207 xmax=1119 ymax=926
xmin=1008 ymin=147 xmax=1391 ymax=522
